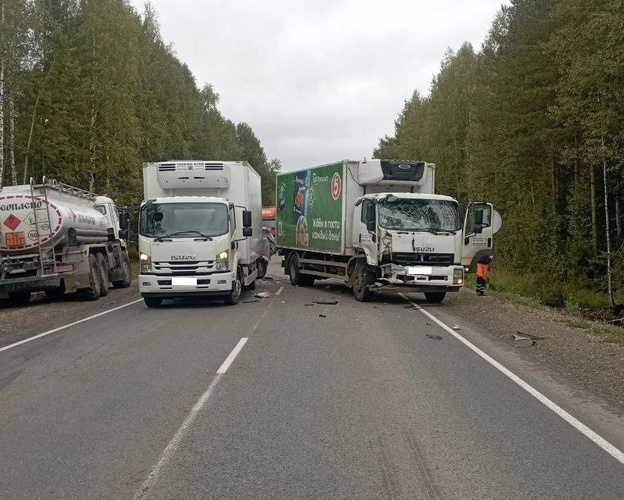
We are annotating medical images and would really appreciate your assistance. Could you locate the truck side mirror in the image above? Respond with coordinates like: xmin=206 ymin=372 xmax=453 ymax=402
xmin=243 ymin=227 xmax=252 ymax=237
xmin=242 ymin=210 xmax=252 ymax=228
xmin=119 ymin=210 xmax=129 ymax=230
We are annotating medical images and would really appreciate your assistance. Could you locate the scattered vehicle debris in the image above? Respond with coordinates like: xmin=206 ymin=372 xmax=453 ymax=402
xmin=426 ymin=333 xmax=443 ymax=340
xmin=243 ymin=299 xmax=261 ymax=303
xmin=319 ymin=314 xmax=326 ymax=318
xmin=314 ymin=299 xmax=339 ymax=305
xmin=452 ymin=325 xmax=461 ymax=330
xmin=254 ymin=292 xmax=270 ymax=298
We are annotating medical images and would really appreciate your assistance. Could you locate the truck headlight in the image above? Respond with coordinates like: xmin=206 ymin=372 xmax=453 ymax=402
xmin=216 ymin=250 xmax=229 ymax=271
xmin=453 ymin=268 xmax=464 ymax=285
xmin=140 ymin=252 xmax=152 ymax=274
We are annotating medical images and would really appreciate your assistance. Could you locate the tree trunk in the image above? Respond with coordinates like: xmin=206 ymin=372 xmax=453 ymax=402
xmin=9 ymin=90 xmax=15 ymax=185
xmin=590 ymin=162 xmax=598 ymax=256
xmin=601 ymin=137 xmax=615 ymax=308
xmin=0 ymin=0 xmax=5 ymax=189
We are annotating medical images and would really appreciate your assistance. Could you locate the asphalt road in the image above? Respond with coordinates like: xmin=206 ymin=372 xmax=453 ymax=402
xmin=1 ymin=260 xmax=623 ymax=499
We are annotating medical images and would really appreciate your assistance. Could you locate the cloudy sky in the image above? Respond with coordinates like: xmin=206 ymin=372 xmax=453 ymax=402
xmin=128 ymin=0 xmax=507 ymax=171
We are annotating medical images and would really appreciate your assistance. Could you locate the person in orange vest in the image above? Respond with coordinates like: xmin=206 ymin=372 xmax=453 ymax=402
xmin=476 ymin=254 xmax=492 ymax=296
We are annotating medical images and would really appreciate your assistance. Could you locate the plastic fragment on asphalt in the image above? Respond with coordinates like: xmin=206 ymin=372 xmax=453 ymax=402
xmin=254 ymin=292 xmax=270 ymax=298
xmin=452 ymin=325 xmax=461 ymax=330
xmin=314 ymin=300 xmax=338 ymax=305
xmin=319 ymin=314 xmax=326 ymax=318
xmin=426 ymin=333 xmax=443 ymax=340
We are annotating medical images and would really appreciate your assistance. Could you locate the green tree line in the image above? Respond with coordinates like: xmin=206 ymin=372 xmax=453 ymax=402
xmin=375 ymin=0 xmax=624 ymax=309
xmin=0 ymin=0 xmax=279 ymax=206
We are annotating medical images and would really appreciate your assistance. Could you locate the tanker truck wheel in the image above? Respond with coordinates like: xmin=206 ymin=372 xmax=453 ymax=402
xmin=96 ymin=253 xmax=109 ymax=297
xmin=80 ymin=254 xmax=101 ymax=301
xmin=113 ymin=251 xmax=132 ymax=288
xmin=8 ymin=292 xmax=31 ymax=306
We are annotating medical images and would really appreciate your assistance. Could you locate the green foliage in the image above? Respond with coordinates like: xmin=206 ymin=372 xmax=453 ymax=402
xmin=1 ymin=0 xmax=278 ymax=206
xmin=376 ymin=0 xmax=624 ymax=310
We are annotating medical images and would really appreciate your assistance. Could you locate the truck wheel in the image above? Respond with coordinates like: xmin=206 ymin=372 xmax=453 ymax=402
xmin=352 ymin=265 xmax=371 ymax=302
xmin=8 ymin=292 xmax=31 ymax=306
xmin=257 ymin=259 xmax=268 ymax=279
xmin=144 ymin=296 xmax=163 ymax=308
xmin=224 ymin=268 xmax=242 ymax=305
xmin=81 ymin=254 xmax=101 ymax=301
xmin=288 ymin=255 xmax=301 ymax=286
xmin=96 ymin=253 xmax=109 ymax=297
xmin=424 ymin=292 xmax=446 ymax=303
xmin=113 ymin=251 xmax=132 ymax=288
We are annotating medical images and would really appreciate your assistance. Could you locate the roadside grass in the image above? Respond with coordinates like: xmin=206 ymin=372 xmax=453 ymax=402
xmin=465 ymin=269 xmax=624 ymax=345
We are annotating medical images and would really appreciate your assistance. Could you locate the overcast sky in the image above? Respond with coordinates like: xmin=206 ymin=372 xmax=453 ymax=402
xmin=128 ymin=0 xmax=507 ymax=171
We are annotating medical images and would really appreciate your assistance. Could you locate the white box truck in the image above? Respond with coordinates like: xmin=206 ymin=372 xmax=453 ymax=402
xmin=276 ymin=159 xmax=498 ymax=302
xmin=138 ymin=160 xmax=267 ymax=307
xmin=0 ymin=178 xmax=132 ymax=304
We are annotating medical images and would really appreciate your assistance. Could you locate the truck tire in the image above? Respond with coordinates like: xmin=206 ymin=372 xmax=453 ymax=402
xmin=257 ymin=259 xmax=268 ymax=279
xmin=144 ymin=296 xmax=163 ymax=308
xmin=80 ymin=254 xmax=101 ymax=301
xmin=287 ymin=255 xmax=315 ymax=287
xmin=8 ymin=292 xmax=31 ymax=306
xmin=424 ymin=292 xmax=446 ymax=303
xmin=352 ymin=265 xmax=372 ymax=302
xmin=224 ymin=268 xmax=242 ymax=305
xmin=96 ymin=253 xmax=109 ymax=297
xmin=112 ymin=251 xmax=132 ymax=288
xmin=288 ymin=255 xmax=301 ymax=286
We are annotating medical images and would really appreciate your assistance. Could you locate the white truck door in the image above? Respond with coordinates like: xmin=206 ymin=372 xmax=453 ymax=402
xmin=353 ymin=198 xmax=378 ymax=265
xmin=461 ymin=202 xmax=494 ymax=272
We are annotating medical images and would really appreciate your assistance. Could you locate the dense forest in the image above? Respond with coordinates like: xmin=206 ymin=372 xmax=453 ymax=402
xmin=375 ymin=0 xmax=624 ymax=309
xmin=0 ymin=0 xmax=279 ymax=206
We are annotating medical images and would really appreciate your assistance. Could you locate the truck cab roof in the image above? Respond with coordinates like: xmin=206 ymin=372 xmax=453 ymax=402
xmin=143 ymin=196 xmax=231 ymax=205
xmin=364 ymin=192 xmax=457 ymax=203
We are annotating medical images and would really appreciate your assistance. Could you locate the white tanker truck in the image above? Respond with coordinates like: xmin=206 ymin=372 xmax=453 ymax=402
xmin=0 ymin=178 xmax=132 ymax=305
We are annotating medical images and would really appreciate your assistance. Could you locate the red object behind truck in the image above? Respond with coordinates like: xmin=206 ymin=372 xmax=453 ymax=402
xmin=261 ymin=206 xmax=276 ymax=237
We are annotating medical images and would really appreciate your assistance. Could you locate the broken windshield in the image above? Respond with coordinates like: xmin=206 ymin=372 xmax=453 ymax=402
xmin=378 ymin=198 xmax=460 ymax=232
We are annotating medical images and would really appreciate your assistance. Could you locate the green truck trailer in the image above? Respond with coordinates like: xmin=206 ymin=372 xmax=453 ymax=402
xmin=276 ymin=159 xmax=499 ymax=302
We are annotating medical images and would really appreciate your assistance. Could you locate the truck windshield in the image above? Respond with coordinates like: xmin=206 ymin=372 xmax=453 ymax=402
xmin=139 ymin=202 xmax=229 ymax=238
xmin=378 ymin=198 xmax=460 ymax=232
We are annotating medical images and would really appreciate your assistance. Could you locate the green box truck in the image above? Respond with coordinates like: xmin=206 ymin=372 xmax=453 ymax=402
xmin=276 ymin=159 xmax=498 ymax=302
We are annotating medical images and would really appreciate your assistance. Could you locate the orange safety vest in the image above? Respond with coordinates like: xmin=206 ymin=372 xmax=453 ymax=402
xmin=476 ymin=262 xmax=489 ymax=278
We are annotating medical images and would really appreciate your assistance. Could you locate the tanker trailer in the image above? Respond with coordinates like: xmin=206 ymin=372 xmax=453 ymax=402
xmin=0 ymin=178 xmax=132 ymax=305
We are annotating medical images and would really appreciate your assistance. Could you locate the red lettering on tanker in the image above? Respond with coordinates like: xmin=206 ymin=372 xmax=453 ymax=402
xmin=331 ymin=173 xmax=341 ymax=200
xmin=3 ymin=214 xmax=21 ymax=231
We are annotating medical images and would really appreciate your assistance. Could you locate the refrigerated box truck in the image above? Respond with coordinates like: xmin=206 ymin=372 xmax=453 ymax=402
xmin=276 ymin=159 xmax=497 ymax=302
xmin=138 ymin=160 xmax=268 ymax=307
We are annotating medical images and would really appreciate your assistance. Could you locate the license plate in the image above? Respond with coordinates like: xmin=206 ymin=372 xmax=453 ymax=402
xmin=407 ymin=266 xmax=433 ymax=276
xmin=172 ymin=277 xmax=197 ymax=286
xmin=6 ymin=232 xmax=25 ymax=247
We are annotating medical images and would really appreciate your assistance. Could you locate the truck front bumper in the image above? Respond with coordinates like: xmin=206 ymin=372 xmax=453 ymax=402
xmin=139 ymin=271 xmax=234 ymax=298
xmin=379 ymin=264 xmax=463 ymax=292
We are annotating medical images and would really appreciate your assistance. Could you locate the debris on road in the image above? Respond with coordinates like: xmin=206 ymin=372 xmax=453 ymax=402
xmin=314 ymin=299 xmax=339 ymax=305
xmin=426 ymin=333 xmax=443 ymax=340
xmin=304 ymin=303 xmax=315 ymax=306
xmin=319 ymin=314 xmax=327 ymax=318
xmin=452 ymin=325 xmax=461 ymax=330
xmin=254 ymin=292 xmax=270 ymax=298
xmin=243 ymin=299 xmax=260 ymax=303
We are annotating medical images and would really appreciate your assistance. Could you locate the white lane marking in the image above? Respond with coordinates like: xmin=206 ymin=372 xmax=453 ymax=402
xmin=135 ymin=336 xmax=249 ymax=498
xmin=400 ymin=294 xmax=624 ymax=465
xmin=217 ymin=337 xmax=248 ymax=374
xmin=0 ymin=299 xmax=143 ymax=354
xmin=134 ymin=373 xmax=224 ymax=500
xmin=275 ymin=286 xmax=284 ymax=296
xmin=135 ymin=299 xmax=276 ymax=498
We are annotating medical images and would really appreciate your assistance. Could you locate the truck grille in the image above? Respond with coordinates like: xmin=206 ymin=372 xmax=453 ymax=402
xmin=153 ymin=260 xmax=215 ymax=275
xmin=391 ymin=252 xmax=454 ymax=266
